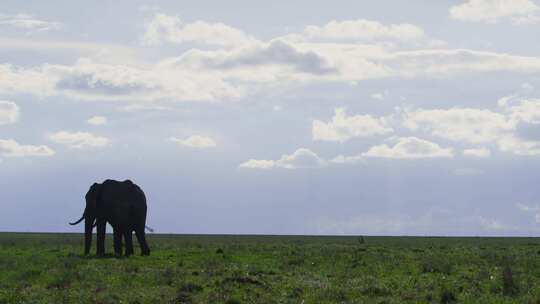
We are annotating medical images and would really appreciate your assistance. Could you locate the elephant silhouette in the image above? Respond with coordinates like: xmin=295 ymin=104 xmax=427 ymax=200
xmin=70 ymin=179 xmax=151 ymax=256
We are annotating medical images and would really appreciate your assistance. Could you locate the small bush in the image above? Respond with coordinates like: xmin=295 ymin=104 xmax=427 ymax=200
xmin=172 ymin=291 xmax=192 ymax=304
xmin=288 ymin=287 xmax=303 ymax=298
xmin=503 ymin=265 xmax=518 ymax=296
xmin=421 ymin=256 xmax=453 ymax=275
xmin=178 ymin=282 xmax=203 ymax=293
xmin=157 ymin=267 xmax=175 ymax=286
xmin=440 ymin=289 xmax=456 ymax=303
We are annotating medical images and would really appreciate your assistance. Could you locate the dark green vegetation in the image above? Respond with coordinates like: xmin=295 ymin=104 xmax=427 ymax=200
xmin=2 ymin=233 xmax=540 ymax=303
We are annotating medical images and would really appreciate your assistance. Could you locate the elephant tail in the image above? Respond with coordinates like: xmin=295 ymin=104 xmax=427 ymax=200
xmin=145 ymin=225 xmax=154 ymax=233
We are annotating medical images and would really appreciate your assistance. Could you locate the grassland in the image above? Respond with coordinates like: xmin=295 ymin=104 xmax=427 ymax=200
xmin=1 ymin=233 xmax=540 ymax=303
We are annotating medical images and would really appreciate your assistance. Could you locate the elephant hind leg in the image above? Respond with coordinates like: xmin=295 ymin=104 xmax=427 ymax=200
xmin=124 ymin=230 xmax=134 ymax=256
xmin=135 ymin=229 xmax=150 ymax=256
xmin=113 ymin=228 xmax=123 ymax=257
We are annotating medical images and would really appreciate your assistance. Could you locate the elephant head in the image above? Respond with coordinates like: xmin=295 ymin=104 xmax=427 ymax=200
xmin=69 ymin=182 xmax=102 ymax=254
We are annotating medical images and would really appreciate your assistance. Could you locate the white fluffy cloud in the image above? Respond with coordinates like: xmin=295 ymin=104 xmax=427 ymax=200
xmin=362 ymin=137 xmax=454 ymax=159
xmin=450 ymin=0 xmax=540 ymax=24
xmin=505 ymin=98 xmax=540 ymax=125
xmin=0 ymin=14 xmax=62 ymax=32
xmin=463 ymin=147 xmax=492 ymax=157
xmin=142 ymin=13 xmax=257 ymax=48
xmin=49 ymin=131 xmax=110 ymax=149
xmin=0 ymin=139 xmax=55 ymax=157
xmin=86 ymin=116 xmax=107 ymax=125
xmin=2 ymin=19 xmax=540 ymax=104
xmin=169 ymin=135 xmax=217 ymax=149
xmin=240 ymin=148 xmax=326 ymax=169
xmin=403 ymin=108 xmax=511 ymax=144
xmin=402 ymin=103 xmax=540 ymax=155
xmin=329 ymin=154 xmax=365 ymax=165
xmin=497 ymin=135 xmax=540 ymax=155
xmin=313 ymin=108 xmax=393 ymax=142
xmin=384 ymin=49 xmax=540 ymax=77
xmin=293 ymin=19 xmax=425 ymax=43
xmin=0 ymin=101 xmax=19 ymax=125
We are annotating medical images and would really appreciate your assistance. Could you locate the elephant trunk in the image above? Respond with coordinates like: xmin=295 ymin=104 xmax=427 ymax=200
xmin=84 ymin=214 xmax=93 ymax=255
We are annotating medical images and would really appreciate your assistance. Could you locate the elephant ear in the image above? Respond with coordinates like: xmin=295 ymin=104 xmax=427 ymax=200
xmin=85 ymin=183 xmax=102 ymax=210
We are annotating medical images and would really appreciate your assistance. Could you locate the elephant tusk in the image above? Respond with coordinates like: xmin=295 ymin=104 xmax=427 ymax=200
xmin=69 ymin=214 xmax=85 ymax=225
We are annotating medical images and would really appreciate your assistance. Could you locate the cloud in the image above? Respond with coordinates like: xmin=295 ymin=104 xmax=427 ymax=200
xmin=362 ymin=137 xmax=454 ymax=159
xmin=314 ymin=212 xmax=516 ymax=235
xmin=312 ymin=108 xmax=393 ymax=143
xmin=403 ymin=108 xmax=511 ymax=144
xmin=142 ymin=13 xmax=257 ymax=48
xmin=86 ymin=116 xmax=107 ymax=125
xmin=329 ymin=154 xmax=365 ymax=165
xmin=53 ymin=59 xmax=160 ymax=100
xmin=0 ymin=14 xmax=62 ymax=32
xmin=384 ymin=49 xmax=540 ymax=77
xmin=516 ymin=203 xmax=540 ymax=223
xmin=169 ymin=135 xmax=216 ymax=149
xmin=49 ymin=131 xmax=110 ymax=149
xmin=3 ymin=18 xmax=540 ymax=104
xmin=289 ymin=19 xmax=425 ymax=43
xmin=505 ymin=98 xmax=540 ymax=125
xmin=51 ymin=58 xmax=244 ymax=102
xmin=463 ymin=147 xmax=492 ymax=157
xmin=0 ymin=101 xmax=19 ymax=125
xmin=0 ymin=64 xmax=56 ymax=97
xmin=240 ymin=148 xmax=326 ymax=169
xmin=175 ymin=40 xmax=337 ymax=75
xmin=370 ymin=92 xmax=385 ymax=100
xmin=0 ymin=139 xmax=55 ymax=157
xmin=497 ymin=135 xmax=540 ymax=155
xmin=238 ymin=159 xmax=276 ymax=169
xmin=402 ymin=101 xmax=540 ymax=155
xmin=449 ymin=0 xmax=540 ymax=24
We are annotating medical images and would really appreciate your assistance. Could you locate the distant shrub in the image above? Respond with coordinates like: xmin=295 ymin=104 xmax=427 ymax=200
xmin=358 ymin=236 xmax=365 ymax=244
xmin=503 ymin=265 xmax=518 ymax=296
xmin=288 ymin=287 xmax=303 ymax=299
xmin=216 ymin=248 xmax=224 ymax=254
xmin=421 ymin=256 xmax=453 ymax=275
xmin=172 ymin=291 xmax=192 ymax=304
xmin=362 ymin=276 xmax=390 ymax=297
xmin=156 ymin=267 xmax=175 ymax=286
xmin=178 ymin=282 xmax=203 ymax=293
xmin=47 ymin=268 xmax=76 ymax=290
xmin=322 ymin=287 xmax=348 ymax=302
xmin=287 ymin=256 xmax=305 ymax=266
xmin=440 ymin=289 xmax=456 ymax=303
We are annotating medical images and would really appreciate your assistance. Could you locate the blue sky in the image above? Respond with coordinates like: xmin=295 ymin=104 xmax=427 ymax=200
xmin=2 ymin=0 xmax=540 ymax=235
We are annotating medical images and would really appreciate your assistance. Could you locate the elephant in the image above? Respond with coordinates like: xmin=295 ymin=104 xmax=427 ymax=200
xmin=69 ymin=179 xmax=151 ymax=257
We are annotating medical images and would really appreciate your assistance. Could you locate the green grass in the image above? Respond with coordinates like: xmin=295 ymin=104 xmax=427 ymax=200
xmin=2 ymin=233 xmax=540 ymax=303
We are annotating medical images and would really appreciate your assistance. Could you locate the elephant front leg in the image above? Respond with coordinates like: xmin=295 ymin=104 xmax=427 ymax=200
xmin=124 ymin=230 xmax=134 ymax=256
xmin=96 ymin=221 xmax=106 ymax=257
xmin=113 ymin=228 xmax=123 ymax=257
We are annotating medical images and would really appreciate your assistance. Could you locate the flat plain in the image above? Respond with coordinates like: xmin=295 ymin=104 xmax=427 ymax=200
xmin=1 ymin=233 xmax=540 ymax=303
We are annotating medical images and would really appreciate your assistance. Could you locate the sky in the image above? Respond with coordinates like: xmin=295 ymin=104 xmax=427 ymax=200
xmin=2 ymin=0 xmax=540 ymax=236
